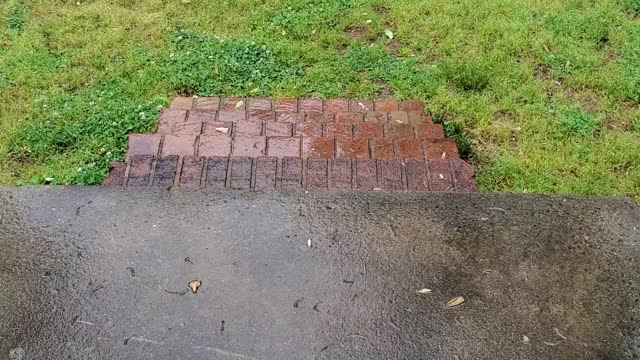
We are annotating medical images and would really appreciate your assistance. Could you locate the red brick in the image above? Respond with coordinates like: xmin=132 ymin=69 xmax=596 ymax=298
xmin=307 ymin=158 xmax=328 ymax=189
xmin=126 ymin=134 xmax=160 ymax=161
xmin=180 ymin=156 xmax=205 ymax=187
xmin=325 ymin=99 xmax=349 ymax=113
xmin=233 ymin=135 xmax=266 ymax=157
xmin=396 ymin=139 xmax=424 ymax=160
xmin=336 ymin=138 xmax=369 ymax=159
xmin=302 ymin=137 xmax=334 ymax=158
xmin=170 ymin=97 xmax=193 ymax=110
xmin=187 ymin=110 xmax=217 ymax=122
xmin=330 ymin=159 xmax=352 ymax=189
xmin=234 ymin=121 xmax=263 ymax=136
xmin=336 ymin=112 xmax=364 ymax=124
xmin=296 ymin=122 xmax=322 ymax=137
xmin=399 ymin=100 xmax=424 ymax=112
xmin=372 ymin=138 xmax=395 ymax=160
xmin=378 ymin=160 xmax=403 ymax=190
xmin=103 ymin=162 xmax=126 ymax=186
xmin=128 ymin=155 xmax=154 ymax=186
xmin=265 ymin=122 xmax=293 ymax=136
xmin=248 ymin=110 xmax=275 ymax=122
xmin=194 ymin=97 xmax=220 ymax=111
xmin=415 ymin=124 xmax=445 ymax=140
xmin=247 ymin=98 xmax=272 ymax=111
xmin=174 ymin=121 xmax=202 ymax=135
xmin=350 ymin=100 xmax=373 ymax=112
xmin=255 ymin=157 xmax=277 ymax=191
xmin=198 ymin=135 xmax=232 ymax=157
xmin=222 ymin=98 xmax=246 ymax=111
xmin=374 ymin=100 xmax=399 ymax=112
xmin=203 ymin=122 xmax=233 ymax=135
xmin=282 ymin=157 xmax=303 ymax=189
xmin=386 ymin=123 xmax=414 ymax=139
xmin=326 ymin=123 xmax=353 ymax=138
xmin=276 ymin=112 xmax=305 ymax=123
xmin=152 ymin=156 xmax=178 ymax=186
xmin=428 ymin=159 xmax=454 ymax=192
xmin=230 ymin=157 xmax=252 ymax=190
xmin=389 ymin=111 xmax=409 ymax=124
xmin=157 ymin=109 xmax=186 ymax=134
xmin=405 ymin=160 xmax=428 ymax=191
xmin=451 ymin=159 xmax=478 ymax=192
xmin=299 ymin=99 xmax=323 ymax=113
xmin=365 ymin=111 xmax=388 ymax=123
xmin=409 ymin=111 xmax=433 ymax=124
xmin=355 ymin=123 xmax=383 ymax=138
xmin=425 ymin=140 xmax=459 ymax=160
xmin=218 ymin=111 xmax=247 ymax=122
xmin=306 ymin=113 xmax=334 ymax=123
xmin=205 ymin=156 xmax=229 ymax=189
xmin=356 ymin=159 xmax=377 ymax=190
xmin=161 ymin=135 xmax=197 ymax=156
xmin=267 ymin=136 xmax=301 ymax=157
xmin=274 ymin=99 xmax=298 ymax=112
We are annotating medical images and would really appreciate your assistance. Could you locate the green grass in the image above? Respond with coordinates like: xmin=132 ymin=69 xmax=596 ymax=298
xmin=0 ymin=0 xmax=639 ymax=200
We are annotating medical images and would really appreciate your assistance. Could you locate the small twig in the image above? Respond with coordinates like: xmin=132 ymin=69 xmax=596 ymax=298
xmin=76 ymin=205 xmax=84 ymax=216
xmin=164 ymin=288 xmax=189 ymax=295
xmin=240 ymin=192 xmax=249 ymax=199
xmin=293 ymin=298 xmax=304 ymax=308
xmin=91 ymin=280 xmax=109 ymax=294
xmin=184 ymin=257 xmax=193 ymax=264
xmin=126 ymin=267 xmax=136 ymax=277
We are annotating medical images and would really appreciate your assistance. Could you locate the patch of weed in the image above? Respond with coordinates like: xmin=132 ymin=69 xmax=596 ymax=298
xmin=559 ymin=109 xmax=599 ymax=137
xmin=5 ymin=3 xmax=28 ymax=34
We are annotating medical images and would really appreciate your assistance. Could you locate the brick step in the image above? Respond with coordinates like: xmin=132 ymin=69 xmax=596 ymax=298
xmin=104 ymin=156 xmax=478 ymax=192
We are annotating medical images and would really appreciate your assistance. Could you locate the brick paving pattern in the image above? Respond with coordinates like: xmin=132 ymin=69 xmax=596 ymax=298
xmin=103 ymin=97 xmax=478 ymax=192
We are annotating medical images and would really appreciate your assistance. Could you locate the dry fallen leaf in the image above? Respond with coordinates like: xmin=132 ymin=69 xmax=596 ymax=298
xmin=215 ymin=127 xmax=229 ymax=133
xmin=447 ymin=296 xmax=465 ymax=307
xmin=372 ymin=187 xmax=382 ymax=191
xmin=235 ymin=100 xmax=244 ymax=109
xmin=553 ymin=327 xmax=568 ymax=340
xmin=307 ymin=239 xmax=312 ymax=247
xmin=416 ymin=288 xmax=432 ymax=294
xmin=189 ymin=280 xmax=201 ymax=293
xmin=521 ymin=335 xmax=530 ymax=344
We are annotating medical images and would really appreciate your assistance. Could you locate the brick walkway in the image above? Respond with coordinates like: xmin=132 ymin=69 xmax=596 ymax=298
xmin=103 ymin=97 xmax=478 ymax=192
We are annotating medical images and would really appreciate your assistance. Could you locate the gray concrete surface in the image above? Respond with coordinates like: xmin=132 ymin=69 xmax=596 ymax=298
xmin=0 ymin=188 xmax=639 ymax=359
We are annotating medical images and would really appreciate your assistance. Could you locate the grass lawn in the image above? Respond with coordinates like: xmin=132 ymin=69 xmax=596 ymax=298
xmin=1 ymin=0 xmax=639 ymax=199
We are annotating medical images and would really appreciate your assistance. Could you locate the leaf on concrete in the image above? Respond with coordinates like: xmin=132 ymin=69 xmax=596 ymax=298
xmin=416 ymin=288 xmax=432 ymax=294
xmin=447 ymin=296 xmax=465 ymax=307
xmin=521 ymin=335 xmax=530 ymax=344
xmin=189 ymin=280 xmax=201 ymax=293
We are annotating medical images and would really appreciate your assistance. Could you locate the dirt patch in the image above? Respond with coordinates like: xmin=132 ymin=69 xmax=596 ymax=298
xmin=344 ymin=25 xmax=374 ymax=43
xmin=373 ymin=5 xmax=390 ymax=14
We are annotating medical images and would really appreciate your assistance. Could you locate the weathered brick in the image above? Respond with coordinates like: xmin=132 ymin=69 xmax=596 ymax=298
xmin=336 ymin=112 xmax=364 ymax=124
xmin=355 ymin=123 xmax=383 ymax=138
xmin=399 ymin=100 xmax=424 ymax=112
xmin=356 ymin=159 xmax=377 ymax=190
xmin=336 ymin=138 xmax=370 ymax=159
xmin=247 ymin=98 xmax=272 ymax=111
xmin=126 ymin=134 xmax=161 ymax=161
xmin=174 ymin=121 xmax=202 ymax=135
xmin=203 ymin=122 xmax=233 ymax=135
xmin=326 ymin=123 xmax=353 ymax=138
xmin=255 ymin=157 xmax=277 ymax=191
xmin=205 ymin=156 xmax=229 ymax=189
xmin=307 ymin=158 xmax=328 ymax=189
xmin=103 ymin=162 xmax=126 ymax=186
xmin=247 ymin=110 xmax=275 ymax=122
xmin=233 ymin=135 xmax=266 ymax=157
xmin=408 ymin=111 xmax=433 ymax=124
xmin=276 ymin=112 xmax=305 ymax=123
xmin=157 ymin=109 xmax=186 ymax=134
xmin=282 ymin=157 xmax=303 ymax=189
xmin=194 ymin=97 xmax=220 ymax=111
xmin=350 ymin=100 xmax=373 ymax=113
xmin=374 ymin=100 xmax=399 ymax=112
xmin=325 ymin=99 xmax=349 ymax=113
xmin=222 ymin=98 xmax=246 ymax=111
xmin=378 ymin=160 xmax=403 ymax=190
xmin=365 ymin=111 xmax=388 ymax=123
xmin=187 ymin=110 xmax=217 ymax=122
xmin=198 ymin=135 xmax=232 ymax=157
xmin=302 ymin=137 xmax=334 ymax=158
xmin=162 ymin=135 xmax=197 ymax=156
xmin=170 ymin=97 xmax=193 ymax=110
xmin=428 ymin=159 xmax=454 ymax=192
xmin=386 ymin=123 xmax=414 ymax=139
xmin=396 ymin=139 xmax=424 ymax=160
xmin=299 ymin=99 xmax=323 ymax=113
xmin=234 ymin=121 xmax=263 ymax=136
xmin=128 ymin=155 xmax=154 ymax=186
xmin=372 ymin=138 xmax=395 ymax=160
xmin=265 ymin=122 xmax=293 ymax=136
xmin=405 ymin=160 xmax=428 ymax=191
xmin=180 ymin=156 xmax=205 ymax=187
xmin=389 ymin=111 xmax=410 ymax=124
xmin=274 ymin=99 xmax=298 ymax=112
xmin=451 ymin=159 xmax=478 ymax=192
xmin=218 ymin=111 xmax=247 ymax=122
xmin=330 ymin=159 xmax=352 ymax=189
xmin=306 ymin=113 xmax=334 ymax=123
xmin=425 ymin=139 xmax=459 ymax=160
xmin=415 ymin=124 xmax=445 ymax=140
xmin=267 ymin=136 xmax=301 ymax=157
xmin=296 ymin=122 xmax=322 ymax=137
xmin=152 ymin=156 xmax=178 ymax=186
xmin=230 ymin=157 xmax=253 ymax=190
